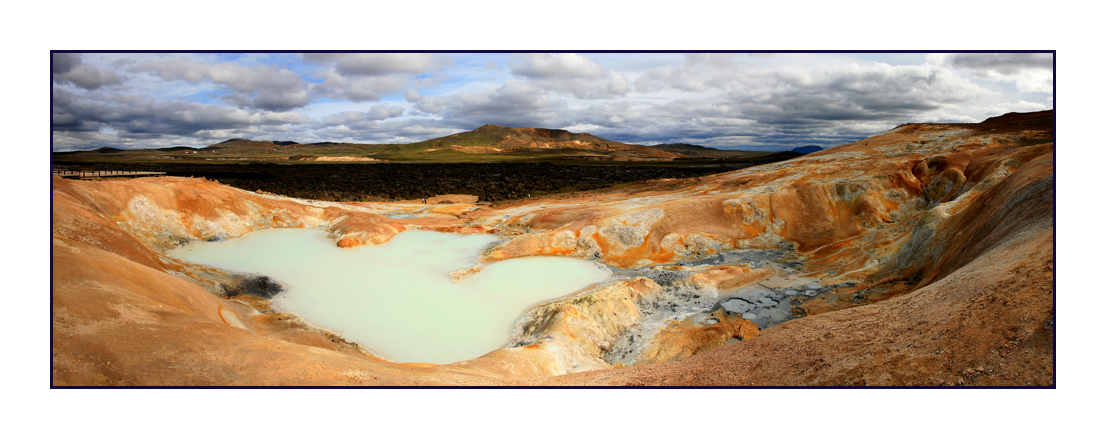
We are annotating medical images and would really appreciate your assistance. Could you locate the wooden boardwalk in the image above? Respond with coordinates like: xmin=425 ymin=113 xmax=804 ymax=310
xmin=53 ymin=169 xmax=166 ymax=179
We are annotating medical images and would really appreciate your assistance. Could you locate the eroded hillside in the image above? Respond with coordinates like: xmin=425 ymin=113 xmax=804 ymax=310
xmin=51 ymin=111 xmax=1054 ymax=386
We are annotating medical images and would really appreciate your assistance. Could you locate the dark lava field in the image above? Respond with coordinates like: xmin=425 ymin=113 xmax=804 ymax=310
xmin=51 ymin=161 xmax=758 ymax=202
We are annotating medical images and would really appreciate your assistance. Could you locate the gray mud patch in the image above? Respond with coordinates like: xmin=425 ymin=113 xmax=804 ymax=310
xmin=721 ymin=280 xmax=858 ymax=327
xmin=610 ymin=267 xmax=691 ymax=286
xmin=714 ymin=285 xmax=797 ymax=329
xmin=223 ymin=275 xmax=285 ymax=298
xmin=600 ymin=281 xmax=724 ymax=365
xmin=600 ymin=268 xmax=853 ymax=366
xmin=608 ymin=248 xmax=795 ymax=286
xmin=675 ymin=248 xmax=794 ymax=268
xmin=712 ymin=280 xmax=853 ymax=329
xmin=600 ymin=248 xmax=808 ymax=365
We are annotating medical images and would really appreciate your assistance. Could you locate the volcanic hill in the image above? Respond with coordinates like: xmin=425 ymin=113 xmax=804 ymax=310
xmin=54 ymin=125 xmax=732 ymax=163
xmin=51 ymin=110 xmax=1054 ymax=386
xmin=402 ymin=124 xmax=682 ymax=158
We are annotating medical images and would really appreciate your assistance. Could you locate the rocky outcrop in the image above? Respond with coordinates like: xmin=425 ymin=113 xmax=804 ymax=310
xmin=51 ymin=112 xmax=1054 ymax=386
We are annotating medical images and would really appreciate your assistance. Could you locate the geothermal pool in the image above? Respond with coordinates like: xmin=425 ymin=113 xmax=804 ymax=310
xmin=169 ymin=228 xmax=610 ymax=364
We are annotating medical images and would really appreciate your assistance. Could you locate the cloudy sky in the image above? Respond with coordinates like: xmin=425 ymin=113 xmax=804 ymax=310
xmin=51 ymin=52 xmax=1053 ymax=151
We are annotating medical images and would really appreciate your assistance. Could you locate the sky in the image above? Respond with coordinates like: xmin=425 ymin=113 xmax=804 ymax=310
xmin=51 ymin=51 xmax=1053 ymax=152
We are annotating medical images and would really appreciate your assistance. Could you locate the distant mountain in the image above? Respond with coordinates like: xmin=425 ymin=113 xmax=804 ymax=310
xmin=791 ymin=145 xmax=823 ymax=154
xmin=647 ymin=143 xmax=720 ymax=155
xmin=413 ymin=125 xmax=609 ymax=149
xmin=405 ymin=124 xmax=685 ymax=159
xmin=203 ymin=139 xmax=286 ymax=151
xmin=60 ymin=125 xmax=829 ymax=162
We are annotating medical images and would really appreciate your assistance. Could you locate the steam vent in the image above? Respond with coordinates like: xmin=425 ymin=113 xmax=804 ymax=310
xmin=51 ymin=111 xmax=1054 ymax=386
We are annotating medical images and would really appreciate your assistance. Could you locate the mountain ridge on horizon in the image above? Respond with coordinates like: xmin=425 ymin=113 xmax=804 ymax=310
xmin=54 ymin=110 xmax=1054 ymax=155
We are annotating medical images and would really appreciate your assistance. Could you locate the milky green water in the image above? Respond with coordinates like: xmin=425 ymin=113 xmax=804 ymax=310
xmin=169 ymin=228 xmax=610 ymax=364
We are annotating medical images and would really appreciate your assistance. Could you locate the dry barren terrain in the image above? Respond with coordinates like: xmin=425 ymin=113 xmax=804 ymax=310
xmin=51 ymin=111 xmax=1054 ymax=386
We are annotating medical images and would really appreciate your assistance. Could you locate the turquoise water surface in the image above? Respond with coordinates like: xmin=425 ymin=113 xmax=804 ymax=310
xmin=170 ymin=228 xmax=610 ymax=364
